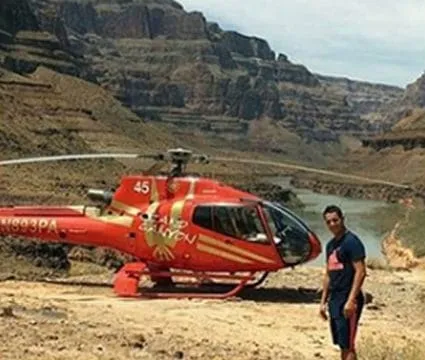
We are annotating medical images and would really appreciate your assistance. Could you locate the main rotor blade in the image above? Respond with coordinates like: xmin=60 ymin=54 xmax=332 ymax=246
xmin=210 ymin=157 xmax=411 ymax=190
xmin=0 ymin=153 xmax=156 ymax=166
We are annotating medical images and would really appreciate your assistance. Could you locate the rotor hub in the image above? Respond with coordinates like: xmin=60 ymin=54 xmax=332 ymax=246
xmin=167 ymin=148 xmax=193 ymax=165
xmin=162 ymin=148 xmax=209 ymax=177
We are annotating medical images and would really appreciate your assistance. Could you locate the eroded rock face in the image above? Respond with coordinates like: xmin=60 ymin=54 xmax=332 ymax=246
xmin=2 ymin=0 xmax=405 ymax=152
xmin=316 ymin=75 xmax=404 ymax=119
xmin=359 ymin=74 xmax=425 ymax=151
xmin=23 ymin=0 xmax=368 ymax=146
xmin=0 ymin=0 xmax=39 ymax=35
xmin=404 ymin=73 xmax=425 ymax=107
xmin=0 ymin=0 xmax=93 ymax=80
xmin=3 ymin=31 xmax=86 ymax=77
xmin=360 ymin=73 xmax=425 ymax=132
xmin=47 ymin=0 xmax=208 ymax=40
xmin=217 ymin=31 xmax=275 ymax=61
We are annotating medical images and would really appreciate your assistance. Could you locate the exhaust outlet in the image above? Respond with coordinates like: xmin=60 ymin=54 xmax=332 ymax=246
xmin=87 ymin=189 xmax=113 ymax=204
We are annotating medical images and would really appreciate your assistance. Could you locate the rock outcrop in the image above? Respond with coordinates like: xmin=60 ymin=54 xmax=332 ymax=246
xmin=0 ymin=0 xmax=39 ymax=35
xmin=364 ymin=72 xmax=425 ymax=132
xmin=361 ymin=108 xmax=425 ymax=151
xmin=0 ymin=0 xmax=93 ymax=80
xmin=3 ymin=30 xmax=89 ymax=78
xmin=316 ymin=74 xmax=404 ymax=132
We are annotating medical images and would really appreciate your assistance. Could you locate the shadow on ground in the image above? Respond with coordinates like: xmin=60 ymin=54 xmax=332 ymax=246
xmin=239 ymin=287 xmax=373 ymax=304
xmin=239 ymin=286 xmax=322 ymax=303
xmin=10 ymin=279 xmax=373 ymax=305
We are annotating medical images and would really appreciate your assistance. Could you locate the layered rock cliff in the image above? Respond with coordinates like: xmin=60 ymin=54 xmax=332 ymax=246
xmin=0 ymin=0 xmax=38 ymax=35
xmin=0 ymin=0 xmax=394 ymax=150
xmin=1 ymin=0 xmax=406 ymax=155
xmin=316 ymin=74 xmax=404 ymax=132
xmin=0 ymin=0 xmax=92 ymax=81
xmin=360 ymin=73 xmax=425 ymax=151
xmin=360 ymin=72 xmax=425 ymax=133
xmin=386 ymin=73 xmax=425 ymax=125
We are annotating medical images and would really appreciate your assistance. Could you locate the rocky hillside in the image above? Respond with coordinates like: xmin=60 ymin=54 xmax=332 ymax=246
xmin=334 ymin=72 xmax=425 ymax=191
xmin=0 ymin=0 xmax=401 ymax=153
xmin=0 ymin=0 xmax=38 ymax=35
xmin=384 ymin=73 xmax=425 ymax=126
xmin=360 ymin=73 xmax=425 ymax=151
xmin=316 ymin=74 xmax=404 ymax=132
xmin=392 ymin=108 xmax=425 ymax=131
xmin=361 ymin=72 xmax=425 ymax=132
xmin=0 ymin=66 xmax=175 ymax=201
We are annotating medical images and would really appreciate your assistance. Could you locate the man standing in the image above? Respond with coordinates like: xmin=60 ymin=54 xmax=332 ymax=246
xmin=319 ymin=205 xmax=367 ymax=360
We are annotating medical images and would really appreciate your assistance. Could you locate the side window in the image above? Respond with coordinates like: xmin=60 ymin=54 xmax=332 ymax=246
xmin=192 ymin=205 xmax=212 ymax=230
xmin=192 ymin=205 xmax=269 ymax=244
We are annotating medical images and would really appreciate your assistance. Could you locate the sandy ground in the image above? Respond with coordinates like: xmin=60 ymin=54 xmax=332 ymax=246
xmin=0 ymin=266 xmax=424 ymax=360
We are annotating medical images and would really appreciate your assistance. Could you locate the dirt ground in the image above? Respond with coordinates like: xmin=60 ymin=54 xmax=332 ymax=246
xmin=0 ymin=265 xmax=424 ymax=360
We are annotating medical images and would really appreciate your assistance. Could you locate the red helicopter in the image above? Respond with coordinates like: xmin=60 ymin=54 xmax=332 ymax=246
xmin=0 ymin=148 xmax=411 ymax=299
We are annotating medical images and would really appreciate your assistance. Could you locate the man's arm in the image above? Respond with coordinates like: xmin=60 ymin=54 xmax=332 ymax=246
xmin=346 ymin=259 xmax=366 ymax=305
xmin=320 ymin=268 xmax=330 ymax=305
xmin=343 ymin=236 xmax=367 ymax=318
xmin=319 ymin=267 xmax=330 ymax=320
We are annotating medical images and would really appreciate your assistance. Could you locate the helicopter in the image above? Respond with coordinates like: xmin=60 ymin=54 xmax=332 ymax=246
xmin=0 ymin=148 xmax=412 ymax=299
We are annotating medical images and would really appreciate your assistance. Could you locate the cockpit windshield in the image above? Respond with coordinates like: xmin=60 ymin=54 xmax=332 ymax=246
xmin=262 ymin=201 xmax=312 ymax=265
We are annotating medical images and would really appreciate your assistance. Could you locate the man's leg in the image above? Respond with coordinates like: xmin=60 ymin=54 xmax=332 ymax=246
xmin=329 ymin=297 xmax=362 ymax=359
xmin=331 ymin=317 xmax=354 ymax=360
xmin=330 ymin=318 xmax=347 ymax=360
xmin=340 ymin=299 xmax=363 ymax=360
xmin=345 ymin=297 xmax=364 ymax=360
xmin=342 ymin=349 xmax=356 ymax=360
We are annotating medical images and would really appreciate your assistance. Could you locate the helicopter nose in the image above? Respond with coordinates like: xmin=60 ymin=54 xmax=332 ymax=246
xmin=307 ymin=232 xmax=322 ymax=261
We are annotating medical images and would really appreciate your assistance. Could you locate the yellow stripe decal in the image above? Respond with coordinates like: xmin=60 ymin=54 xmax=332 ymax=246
xmin=110 ymin=200 xmax=140 ymax=216
xmin=150 ymin=177 xmax=159 ymax=203
xmin=198 ymin=235 xmax=275 ymax=264
xmin=86 ymin=213 xmax=133 ymax=227
xmin=170 ymin=200 xmax=185 ymax=231
xmin=66 ymin=206 xmax=133 ymax=227
xmin=186 ymin=178 xmax=197 ymax=199
xmin=196 ymin=243 xmax=253 ymax=264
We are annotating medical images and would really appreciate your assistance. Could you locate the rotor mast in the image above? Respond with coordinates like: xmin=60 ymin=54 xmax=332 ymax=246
xmin=164 ymin=148 xmax=209 ymax=177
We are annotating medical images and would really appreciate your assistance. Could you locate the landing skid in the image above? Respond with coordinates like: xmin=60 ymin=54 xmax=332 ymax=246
xmin=113 ymin=262 xmax=262 ymax=299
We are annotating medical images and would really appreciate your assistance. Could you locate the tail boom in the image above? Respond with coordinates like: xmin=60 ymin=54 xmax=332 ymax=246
xmin=0 ymin=206 xmax=135 ymax=254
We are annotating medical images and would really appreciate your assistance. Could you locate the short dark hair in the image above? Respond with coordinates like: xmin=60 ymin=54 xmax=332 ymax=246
xmin=323 ymin=205 xmax=344 ymax=219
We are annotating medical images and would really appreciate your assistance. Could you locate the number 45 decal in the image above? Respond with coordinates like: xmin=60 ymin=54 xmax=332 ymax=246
xmin=133 ymin=180 xmax=150 ymax=194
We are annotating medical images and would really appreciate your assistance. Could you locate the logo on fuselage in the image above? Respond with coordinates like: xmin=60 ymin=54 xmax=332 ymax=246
xmin=139 ymin=214 xmax=197 ymax=260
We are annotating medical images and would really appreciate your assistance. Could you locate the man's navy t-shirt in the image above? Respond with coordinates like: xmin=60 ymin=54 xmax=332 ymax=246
xmin=326 ymin=230 xmax=366 ymax=317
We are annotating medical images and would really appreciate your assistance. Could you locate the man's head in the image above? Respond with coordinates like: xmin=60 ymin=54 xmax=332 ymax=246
xmin=323 ymin=205 xmax=345 ymax=237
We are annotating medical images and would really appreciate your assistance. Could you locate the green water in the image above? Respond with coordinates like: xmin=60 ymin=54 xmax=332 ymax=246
xmin=273 ymin=178 xmax=389 ymax=267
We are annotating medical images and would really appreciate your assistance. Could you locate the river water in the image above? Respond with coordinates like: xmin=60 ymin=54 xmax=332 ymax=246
xmin=272 ymin=178 xmax=389 ymax=267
